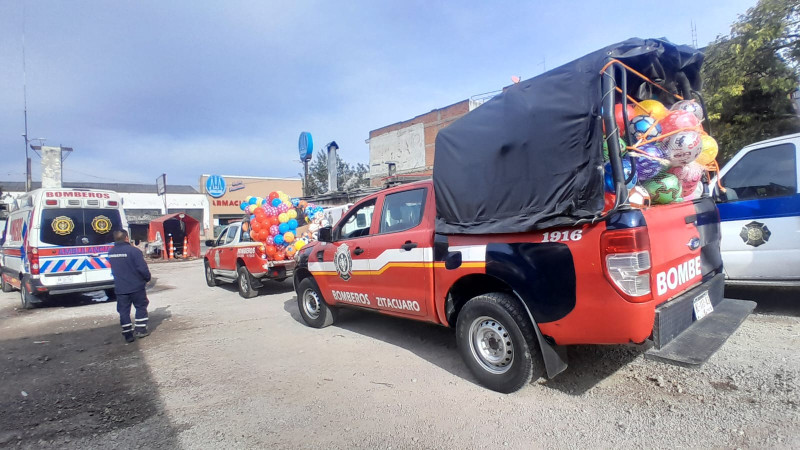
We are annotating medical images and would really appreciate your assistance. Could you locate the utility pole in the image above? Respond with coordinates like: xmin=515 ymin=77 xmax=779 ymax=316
xmin=22 ymin=0 xmax=31 ymax=192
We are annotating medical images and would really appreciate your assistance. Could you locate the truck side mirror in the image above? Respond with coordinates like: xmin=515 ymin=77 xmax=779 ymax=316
xmin=318 ymin=226 xmax=333 ymax=243
xmin=205 ymin=239 xmax=215 ymax=247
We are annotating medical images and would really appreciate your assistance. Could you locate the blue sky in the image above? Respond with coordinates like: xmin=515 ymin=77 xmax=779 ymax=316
xmin=0 ymin=0 xmax=757 ymax=188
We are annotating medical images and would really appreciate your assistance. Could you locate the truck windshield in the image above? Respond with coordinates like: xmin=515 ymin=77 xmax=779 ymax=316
xmin=39 ymin=209 xmax=122 ymax=246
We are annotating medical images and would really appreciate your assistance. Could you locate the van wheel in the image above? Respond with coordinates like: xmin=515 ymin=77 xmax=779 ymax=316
xmin=1 ymin=274 xmax=14 ymax=292
xmin=20 ymin=278 xmax=38 ymax=310
xmin=205 ymin=260 xmax=219 ymax=287
xmin=297 ymin=278 xmax=337 ymax=328
xmin=237 ymin=266 xmax=258 ymax=298
xmin=456 ymin=293 xmax=543 ymax=393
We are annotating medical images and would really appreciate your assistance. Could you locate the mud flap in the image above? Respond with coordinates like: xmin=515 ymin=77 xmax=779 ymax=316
xmin=533 ymin=321 xmax=569 ymax=378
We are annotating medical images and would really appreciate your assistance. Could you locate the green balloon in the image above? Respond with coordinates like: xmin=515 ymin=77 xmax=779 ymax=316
xmin=643 ymin=173 xmax=682 ymax=204
xmin=603 ymin=136 xmax=628 ymax=161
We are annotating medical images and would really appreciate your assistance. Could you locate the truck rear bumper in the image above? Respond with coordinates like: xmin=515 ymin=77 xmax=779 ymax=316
xmin=645 ymin=273 xmax=755 ymax=366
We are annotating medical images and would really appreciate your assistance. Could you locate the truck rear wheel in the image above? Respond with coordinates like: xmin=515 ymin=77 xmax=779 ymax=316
xmin=456 ymin=293 xmax=542 ymax=393
xmin=297 ymin=278 xmax=337 ymax=328
xmin=237 ymin=266 xmax=259 ymax=298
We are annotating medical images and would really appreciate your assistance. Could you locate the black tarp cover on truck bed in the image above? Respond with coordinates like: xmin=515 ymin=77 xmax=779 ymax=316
xmin=433 ymin=37 xmax=704 ymax=235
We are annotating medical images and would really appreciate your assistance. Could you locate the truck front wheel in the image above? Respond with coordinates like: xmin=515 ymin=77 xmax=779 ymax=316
xmin=296 ymin=278 xmax=337 ymax=328
xmin=456 ymin=293 xmax=542 ymax=393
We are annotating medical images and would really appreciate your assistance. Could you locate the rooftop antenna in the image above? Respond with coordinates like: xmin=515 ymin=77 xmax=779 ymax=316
xmin=691 ymin=21 xmax=698 ymax=49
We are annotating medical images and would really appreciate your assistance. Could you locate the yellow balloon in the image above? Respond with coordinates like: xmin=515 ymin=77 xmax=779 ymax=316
xmin=294 ymin=240 xmax=305 ymax=250
xmin=278 ymin=213 xmax=289 ymax=223
xmin=634 ymin=100 xmax=669 ymax=121
xmin=283 ymin=231 xmax=295 ymax=243
xmin=696 ymin=135 xmax=719 ymax=166
xmin=287 ymin=209 xmax=297 ymax=219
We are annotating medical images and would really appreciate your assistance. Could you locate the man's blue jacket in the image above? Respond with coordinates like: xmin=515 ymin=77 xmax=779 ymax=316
xmin=107 ymin=242 xmax=152 ymax=294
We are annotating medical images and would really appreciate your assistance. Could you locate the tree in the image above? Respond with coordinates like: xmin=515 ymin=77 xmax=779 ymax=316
xmin=701 ymin=0 xmax=800 ymax=163
xmin=305 ymin=150 xmax=370 ymax=195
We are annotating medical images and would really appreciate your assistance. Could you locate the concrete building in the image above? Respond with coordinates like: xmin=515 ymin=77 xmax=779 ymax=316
xmin=0 ymin=181 xmax=208 ymax=243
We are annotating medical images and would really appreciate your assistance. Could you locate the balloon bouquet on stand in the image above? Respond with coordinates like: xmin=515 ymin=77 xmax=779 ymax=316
xmin=602 ymin=74 xmax=720 ymax=209
xmin=238 ymin=191 xmax=328 ymax=260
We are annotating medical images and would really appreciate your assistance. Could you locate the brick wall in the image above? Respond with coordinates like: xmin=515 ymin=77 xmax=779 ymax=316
xmin=368 ymin=100 xmax=469 ymax=187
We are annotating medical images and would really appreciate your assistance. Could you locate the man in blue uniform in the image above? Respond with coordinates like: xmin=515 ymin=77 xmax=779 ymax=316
xmin=107 ymin=230 xmax=152 ymax=343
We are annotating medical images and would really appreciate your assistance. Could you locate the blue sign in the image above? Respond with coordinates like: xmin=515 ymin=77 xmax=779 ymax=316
xmin=205 ymin=175 xmax=227 ymax=198
xmin=299 ymin=132 xmax=313 ymax=161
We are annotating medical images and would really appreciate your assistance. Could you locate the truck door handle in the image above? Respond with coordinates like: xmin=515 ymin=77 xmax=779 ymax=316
xmin=316 ymin=250 xmax=324 ymax=262
xmin=354 ymin=247 xmax=364 ymax=255
xmin=402 ymin=241 xmax=418 ymax=251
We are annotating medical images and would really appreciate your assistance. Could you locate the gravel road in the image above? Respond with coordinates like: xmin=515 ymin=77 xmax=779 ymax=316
xmin=1 ymin=259 xmax=798 ymax=449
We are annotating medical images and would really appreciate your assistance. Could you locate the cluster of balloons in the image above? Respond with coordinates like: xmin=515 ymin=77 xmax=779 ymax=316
xmin=604 ymin=98 xmax=719 ymax=205
xmin=238 ymin=191 xmax=319 ymax=260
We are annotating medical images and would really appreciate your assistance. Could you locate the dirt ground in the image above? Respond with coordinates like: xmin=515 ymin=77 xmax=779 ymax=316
xmin=1 ymin=260 xmax=798 ymax=449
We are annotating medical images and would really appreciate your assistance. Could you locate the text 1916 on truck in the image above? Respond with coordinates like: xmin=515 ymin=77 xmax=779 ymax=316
xmin=292 ymin=38 xmax=757 ymax=393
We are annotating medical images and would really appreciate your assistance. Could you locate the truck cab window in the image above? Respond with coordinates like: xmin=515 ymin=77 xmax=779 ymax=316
xmin=215 ymin=226 xmax=230 ymax=246
xmin=380 ymin=188 xmax=426 ymax=234
xmin=334 ymin=200 xmax=376 ymax=240
xmin=225 ymin=224 xmax=240 ymax=245
xmin=721 ymin=143 xmax=797 ymax=201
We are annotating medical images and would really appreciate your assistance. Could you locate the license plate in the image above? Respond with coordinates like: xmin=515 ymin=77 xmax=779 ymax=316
xmin=693 ymin=291 xmax=713 ymax=320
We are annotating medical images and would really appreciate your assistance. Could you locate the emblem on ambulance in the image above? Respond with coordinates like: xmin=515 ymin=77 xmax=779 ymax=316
xmin=739 ymin=221 xmax=771 ymax=247
xmin=51 ymin=216 xmax=75 ymax=236
xmin=91 ymin=215 xmax=112 ymax=234
xmin=334 ymin=243 xmax=353 ymax=281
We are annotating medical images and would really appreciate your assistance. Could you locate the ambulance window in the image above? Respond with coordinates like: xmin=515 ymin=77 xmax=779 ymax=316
xmin=722 ymin=143 xmax=797 ymax=201
xmin=380 ymin=188 xmax=426 ymax=234
xmin=40 ymin=209 xmax=122 ymax=247
xmin=335 ymin=199 xmax=376 ymax=240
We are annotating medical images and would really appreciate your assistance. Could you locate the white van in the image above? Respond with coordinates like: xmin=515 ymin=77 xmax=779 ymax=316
xmin=714 ymin=133 xmax=800 ymax=286
xmin=0 ymin=188 xmax=128 ymax=308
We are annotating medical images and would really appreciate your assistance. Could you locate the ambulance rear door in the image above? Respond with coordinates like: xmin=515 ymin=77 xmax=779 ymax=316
xmin=37 ymin=205 xmax=122 ymax=288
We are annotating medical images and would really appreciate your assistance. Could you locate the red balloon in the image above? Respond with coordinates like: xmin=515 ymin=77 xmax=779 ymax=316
xmin=270 ymin=216 xmax=280 ymax=226
xmin=268 ymin=191 xmax=279 ymax=201
xmin=265 ymin=245 xmax=277 ymax=256
xmin=660 ymin=110 xmax=700 ymax=135
xmin=251 ymin=221 xmax=261 ymax=232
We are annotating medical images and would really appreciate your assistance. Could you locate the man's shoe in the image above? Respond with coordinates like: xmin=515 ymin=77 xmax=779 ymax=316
xmin=134 ymin=329 xmax=150 ymax=338
xmin=123 ymin=332 xmax=135 ymax=343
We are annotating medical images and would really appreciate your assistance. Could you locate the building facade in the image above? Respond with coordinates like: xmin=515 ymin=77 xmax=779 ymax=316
xmin=198 ymin=174 xmax=302 ymax=237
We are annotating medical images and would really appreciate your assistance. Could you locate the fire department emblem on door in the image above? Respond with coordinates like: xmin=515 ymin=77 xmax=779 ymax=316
xmin=739 ymin=221 xmax=771 ymax=247
xmin=334 ymin=243 xmax=353 ymax=281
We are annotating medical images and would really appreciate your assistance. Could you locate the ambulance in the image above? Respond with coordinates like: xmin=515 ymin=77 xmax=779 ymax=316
xmin=714 ymin=133 xmax=800 ymax=286
xmin=0 ymin=188 xmax=127 ymax=309
xmin=292 ymin=38 xmax=757 ymax=393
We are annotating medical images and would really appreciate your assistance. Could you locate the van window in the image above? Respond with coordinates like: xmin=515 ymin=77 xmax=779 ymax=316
xmin=722 ymin=143 xmax=797 ymax=201
xmin=40 ymin=209 xmax=122 ymax=246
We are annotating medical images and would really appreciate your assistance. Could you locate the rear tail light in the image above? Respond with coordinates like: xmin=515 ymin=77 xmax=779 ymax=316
xmin=27 ymin=245 xmax=40 ymax=275
xmin=601 ymin=227 xmax=652 ymax=302
xmin=257 ymin=244 xmax=267 ymax=259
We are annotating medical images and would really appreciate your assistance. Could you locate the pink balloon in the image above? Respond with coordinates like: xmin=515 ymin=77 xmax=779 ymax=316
xmin=668 ymin=162 xmax=704 ymax=196
xmin=269 ymin=225 xmax=279 ymax=236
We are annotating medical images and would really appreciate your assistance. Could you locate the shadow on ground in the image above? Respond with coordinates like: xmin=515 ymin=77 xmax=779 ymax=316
xmin=216 ymin=278 xmax=294 ymax=297
xmin=283 ymin=298 xmax=641 ymax=394
xmin=725 ymin=285 xmax=800 ymax=317
xmin=0 ymin=308 xmax=178 ymax=448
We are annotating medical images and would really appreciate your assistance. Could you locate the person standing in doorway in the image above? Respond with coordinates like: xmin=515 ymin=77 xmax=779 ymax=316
xmin=107 ymin=229 xmax=152 ymax=343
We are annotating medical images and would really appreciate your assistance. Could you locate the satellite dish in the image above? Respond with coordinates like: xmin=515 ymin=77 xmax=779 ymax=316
xmin=299 ymin=132 xmax=313 ymax=161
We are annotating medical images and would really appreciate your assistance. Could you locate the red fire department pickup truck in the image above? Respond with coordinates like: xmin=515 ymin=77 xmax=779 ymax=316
xmin=204 ymin=221 xmax=295 ymax=298
xmin=292 ymin=38 xmax=756 ymax=393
